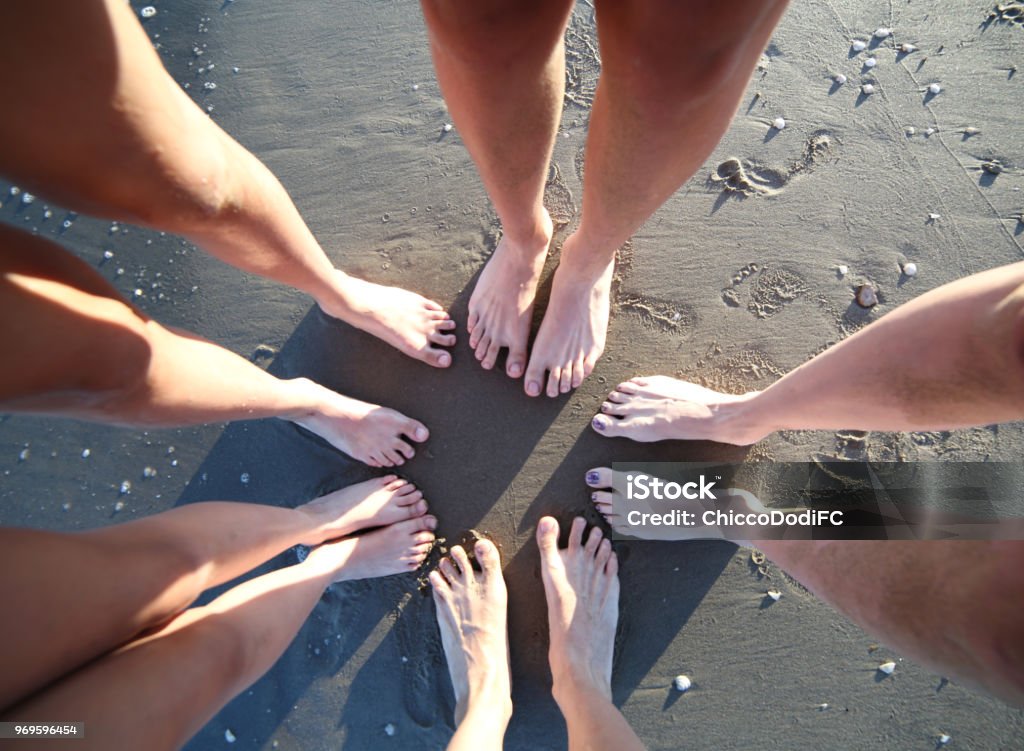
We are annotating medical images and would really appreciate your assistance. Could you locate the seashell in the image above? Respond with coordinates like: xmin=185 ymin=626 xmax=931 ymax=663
xmin=865 ymin=57 xmax=877 ymax=68
xmin=240 ymin=472 xmax=251 ymax=484
xmin=905 ymin=126 xmax=915 ymax=135
xmin=412 ymin=84 xmax=419 ymax=91
xmin=43 ymin=209 xmax=53 ymax=219
xmin=18 ymin=448 xmax=29 ymax=462
xmin=772 ymin=117 xmax=786 ymax=130
xmin=119 ymin=480 xmax=132 ymax=495
xmin=21 ymin=193 xmax=34 ymax=204
xmin=384 ymin=724 xmax=396 ymax=737
xmin=8 ymin=185 xmax=20 ymax=196
xmin=442 ymin=123 xmax=453 ymax=132
xmin=961 ymin=127 xmax=980 ymax=136
xmin=224 ymin=729 xmax=236 ymax=743
xmin=874 ymin=27 xmax=892 ymax=39
xmin=143 ymin=466 xmax=157 ymax=478
xmin=750 ymin=550 xmax=766 ymax=565
xmin=928 ymin=212 xmax=941 ymax=221
xmin=834 ymin=73 xmax=847 ymax=85
xmin=928 ymin=82 xmax=942 ymax=94
xmin=902 ymin=262 xmax=918 ymax=277
xmin=766 ymin=589 xmax=782 ymax=601
xmin=861 ymin=83 xmax=875 ymax=95
xmin=140 ymin=6 xmax=157 ymax=19
xmin=937 ymin=733 xmax=951 ymax=745
xmin=900 ymin=43 xmax=917 ymax=53
xmin=103 ymin=250 xmax=114 ymax=260
xmin=817 ymin=703 xmax=830 ymax=711
xmin=855 ymin=283 xmax=878 ymax=308
xmin=232 ymin=66 xmax=240 ymax=74
xmin=81 ymin=448 xmax=91 ymax=458
xmin=982 ymin=159 xmax=1004 ymax=175
xmin=837 ymin=264 xmax=849 ymax=276
xmin=204 ymin=81 xmax=217 ymax=91
xmin=878 ymin=660 xmax=896 ymax=675
xmin=925 ymin=127 xmax=935 ymax=136
xmin=852 ymin=40 xmax=867 ymax=52
xmin=114 ymin=501 xmax=125 ymax=512
xmin=673 ymin=674 xmax=692 ymax=692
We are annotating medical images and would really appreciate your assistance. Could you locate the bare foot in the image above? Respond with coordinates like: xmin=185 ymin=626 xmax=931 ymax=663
xmin=289 ymin=380 xmax=430 ymax=467
xmin=591 ymin=376 xmax=762 ymax=445
xmin=297 ymin=475 xmax=429 ymax=545
xmin=536 ymin=516 xmax=618 ymax=700
xmin=468 ymin=210 xmax=553 ymax=378
xmin=524 ymin=232 xmax=612 ymax=397
xmin=318 ymin=271 xmax=456 ymax=368
xmin=304 ymin=515 xmax=437 ymax=581
xmin=429 ymin=540 xmax=513 ymax=727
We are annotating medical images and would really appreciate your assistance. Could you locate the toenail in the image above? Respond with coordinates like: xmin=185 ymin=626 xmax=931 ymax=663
xmin=592 ymin=417 xmax=606 ymax=431
xmin=586 ymin=471 xmax=599 ymax=484
xmin=509 ymin=364 xmax=522 ymax=377
xmin=527 ymin=381 xmax=540 ymax=396
xmin=438 ymin=353 xmax=451 ymax=367
xmin=590 ymin=492 xmax=597 ymax=501
xmin=415 ymin=428 xmax=428 ymax=441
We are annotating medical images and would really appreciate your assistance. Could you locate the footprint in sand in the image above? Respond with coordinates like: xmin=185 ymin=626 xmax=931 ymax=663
xmin=720 ymin=263 xmax=809 ymax=318
xmin=985 ymin=3 xmax=1024 ymax=28
xmin=710 ymin=132 xmax=838 ymax=199
xmin=544 ymin=162 xmax=577 ymax=230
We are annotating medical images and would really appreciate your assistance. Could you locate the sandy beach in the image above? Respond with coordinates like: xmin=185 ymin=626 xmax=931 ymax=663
xmin=2 ymin=0 xmax=1024 ymax=748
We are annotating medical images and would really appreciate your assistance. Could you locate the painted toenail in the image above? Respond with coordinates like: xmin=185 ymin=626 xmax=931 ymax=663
xmin=590 ymin=492 xmax=597 ymax=501
xmin=586 ymin=471 xmax=599 ymax=484
xmin=592 ymin=416 xmax=606 ymax=431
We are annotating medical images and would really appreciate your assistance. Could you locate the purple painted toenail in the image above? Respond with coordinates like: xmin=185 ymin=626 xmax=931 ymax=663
xmin=587 ymin=471 xmax=599 ymax=484
xmin=592 ymin=417 xmax=605 ymax=431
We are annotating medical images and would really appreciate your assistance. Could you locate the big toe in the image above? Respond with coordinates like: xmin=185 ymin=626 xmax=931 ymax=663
xmin=474 ymin=538 xmax=502 ymax=577
xmin=585 ymin=467 xmax=615 ymax=490
xmin=536 ymin=516 xmax=561 ymax=563
xmin=590 ymin=414 xmax=626 ymax=437
xmin=404 ymin=419 xmax=429 ymax=443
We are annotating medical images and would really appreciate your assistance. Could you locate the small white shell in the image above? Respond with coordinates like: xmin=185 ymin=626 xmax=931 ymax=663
xmin=8 ymin=185 xmax=20 ymax=196
xmin=925 ymin=127 xmax=935 ymax=136
xmin=140 ymin=6 xmax=157 ymax=19
xmin=928 ymin=212 xmax=941 ymax=220
xmin=864 ymin=57 xmax=877 ymax=68
xmin=905 ymin=126 xmax=916 ymax=135
xmin=874 ymin=27 xmax=892 ymax=39
xmin=673 ymin=674 xmax=692 ymax=692
xmin=384 ymin=724 xmax=396 ymax=737
xmin=899 ymin=43 xmax=917 ymax=53
xmin=772 ymin=117 xmax=786 ymax=130
xmin=442 ymin=123 xmax=453 ymax=132
xmin=81 ymin=448 xmax=91 ymax=458
xmin=878 ymin=660 xmax=897 ymax=675
xmin=224 ymin=729 xmax=237 ymax=743
xmin=119 ymin=480 xmax=132 ymax=495
xmin=852 ymin=40 xmax=867 ymax=52
xmin=21 ymin=193 xmax=34 ymax=204
xmin=834 ymin=73 xmax=847 ymax=85
xmin=18 ymin=448 xmax=29 ymax=461
xmin=103 ymin=250 xmax=114 ymax=259
xmin=143 ymin=466 xmax=157 ymax=478
xmin=837 ymin=264 xmax=849 ymax=276
xmin=928 ymin=82 xmax=942 ymax=94
xmin=861 ymin=83 xmax=875 ymax=95
xmin=114 ymin=500 xmax=125 ymax=512
xmin=240 ymin=472 xmax=251 ymax=484
xmin=937 ymin=733 xmax=951 ymax=745
xmin=816 ymin=702 xmax=830 ymax=711
xmin=412 ymin=84 xmax=419 ymax=91
xmin=766 ymin=589 xmax=782 ymax=601
xmin=902 ymin=262 xmax=918 ymax=277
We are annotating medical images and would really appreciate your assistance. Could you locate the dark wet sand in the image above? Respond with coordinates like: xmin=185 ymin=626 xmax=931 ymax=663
xmin=2 ymin=0 xmax=1023 ymax=748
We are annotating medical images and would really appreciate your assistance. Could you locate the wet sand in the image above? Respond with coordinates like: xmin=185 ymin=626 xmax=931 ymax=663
xmin=2 ymin=0 xmax=1024 ymax=748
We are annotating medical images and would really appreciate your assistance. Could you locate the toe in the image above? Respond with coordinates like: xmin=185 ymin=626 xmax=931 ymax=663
xmin=571 ymin=356 xmax=586 ymax=388
xmin=424 ymin=299 xmax=444 ymax=312
xmin=559 ymin=365 xmax=572 ymax=394
xmin=384 ymin=449 xmax=404 ymax=466
xmin=469 ymin=324 xmax=485 ymax=350
xmin=536 ymin=516 xmax=561 ymax=564
xmin=428 ymin=570 xmax=450 ymax=595
xmin=467 ymin=310 xmax=480 ymax=335
xmin=506 ymin=347 xmax=526 ymax=379
xmin=584 ymin=525 xmax=603 ymax=556
xmin=606 ymin=390 xmax=629 ymax=403
xmin=413 ymin=530 xmax=435 ymax=545
xmin=428 ymin=347 xmax=453 ymax=368
xmin=439 ymin=557 xmax=458 ymax=583
xmin=618 ymin=380 xmax=640 ymax=394
xmin=474 ymin=538 xmax=502 ymax=576
xmin=591 ymin=414 xmax=623 ymax=437
xmin=524 ymin=358 xmax=545 ymax=397
xmin=585 ymin=467 xmax=614 ymax=489
xmin=382 ymin=475 xmax=402 ymax=489
xmin=481 ymin=339 xmax=502 ymax=370
xmin=436 ymin=318 xmax=457 ymax=331
xmin=590 ymin=490 xmax=615 ymax=506
xmin=474 ymin=334 xmax=492 ymax=362
xmin=601 ymin=400 xmax=628 ymax=416
xmin=450 ymin=545 xmax=471 ymax=575
xmin=405 ymin=420 xmax=429 ymax=443
xmin=429 ymin=331 xmax=457 ymax=347
xmin=394 ymin=440 xmax=415 ymax=460
xmin=606 ymin=551 xmax=619 ymax=577
xmin=406 ymin=499 xmax=428 ymax=518
xmin=568 ymin=516 xmax=586 ymax=549
xmin=596 ymin=538 xmax=613 ymax=569
xmin=546 ymin=368 xmax=561 ymax=398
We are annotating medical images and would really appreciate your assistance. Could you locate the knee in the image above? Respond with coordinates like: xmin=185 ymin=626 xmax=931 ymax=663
xmin=422 ymin=0 xmax=570 ymax=70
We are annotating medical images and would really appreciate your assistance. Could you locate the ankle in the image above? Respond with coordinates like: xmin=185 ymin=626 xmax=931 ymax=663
xmin=500 ymin=208 xmax=553 ymax=251
xmin=456 ymin=683 xmax=514 ymax=726
xmin=717 ymin=390 xmax=773 ymax=445
xmin=550 ymin=660 xmax=612 ymax=706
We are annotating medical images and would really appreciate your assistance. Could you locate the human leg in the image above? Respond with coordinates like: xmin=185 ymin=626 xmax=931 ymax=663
xmin=0 ymin=477 xmax=433 ymax=709
xmin=524 ymin=0 xmax=790 ymax=397
xmin=537 ymin=517 xmax=644 ymax=751
xmin=420 ymin=0 xmax=574 ymax=378
xmin=0 ymin=1 xmax=454 ymax=367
